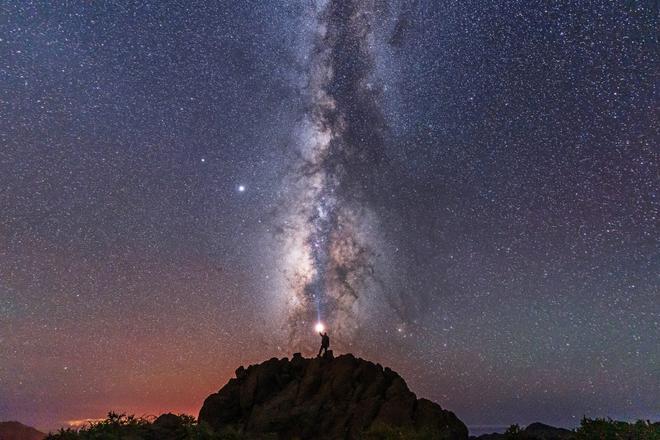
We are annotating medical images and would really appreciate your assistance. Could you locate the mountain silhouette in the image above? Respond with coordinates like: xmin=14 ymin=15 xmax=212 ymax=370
xmin=0 ymin=421 xmax=45 ymax=440
xmin=471 ymin=422 xmax=574 ymax=440
xmin=199 ymin=351 xmax=468 ymax=439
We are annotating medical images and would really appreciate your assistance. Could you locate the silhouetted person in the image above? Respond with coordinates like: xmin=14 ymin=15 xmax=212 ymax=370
xmin=318 ymin=331 xmax=330 ymax=357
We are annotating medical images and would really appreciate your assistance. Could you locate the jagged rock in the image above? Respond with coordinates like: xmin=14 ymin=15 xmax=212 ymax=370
xmin=199 ymin=353 xmax=468 ymax=439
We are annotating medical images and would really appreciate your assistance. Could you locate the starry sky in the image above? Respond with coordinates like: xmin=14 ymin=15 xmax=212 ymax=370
xmin=1 ymin=0 xmax=658 ymax=433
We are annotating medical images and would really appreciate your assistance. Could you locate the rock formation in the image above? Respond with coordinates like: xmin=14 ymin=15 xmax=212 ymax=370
xmin=199 ymin=352 xmax=468 ymax=439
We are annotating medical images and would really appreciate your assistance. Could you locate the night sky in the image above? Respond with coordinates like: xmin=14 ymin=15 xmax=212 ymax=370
xmin=1 ymin=0 xmax=658 ymax=433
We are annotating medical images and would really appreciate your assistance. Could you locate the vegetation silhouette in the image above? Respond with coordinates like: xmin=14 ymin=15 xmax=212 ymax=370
xmin=575 ymin=417 xmax=659 ymax=440
xmin=500 ymin=418 xmax=659 ymax=439
xmin=44 ymin=412 xmax=243 ymax=440
xmin=43 ymin=413 xmax=659 ymax=439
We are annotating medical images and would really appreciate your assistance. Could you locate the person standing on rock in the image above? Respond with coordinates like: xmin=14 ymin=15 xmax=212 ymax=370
xmin=318 ymin=331 xmax=330 ymax=357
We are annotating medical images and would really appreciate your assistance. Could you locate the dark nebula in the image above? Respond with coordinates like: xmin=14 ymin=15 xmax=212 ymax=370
xmin=277 ymin=0 xmax=394 ymax=348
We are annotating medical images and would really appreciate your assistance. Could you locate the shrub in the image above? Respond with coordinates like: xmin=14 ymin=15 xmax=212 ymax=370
xmin=576 ymin=417 xmax=660 ymax=440
xmin=44 ymin=412 xmax=240 ymax=440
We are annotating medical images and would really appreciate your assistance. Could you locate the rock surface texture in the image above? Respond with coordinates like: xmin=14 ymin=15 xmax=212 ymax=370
xmin=199 ymin=352 xmax=468 ymax=439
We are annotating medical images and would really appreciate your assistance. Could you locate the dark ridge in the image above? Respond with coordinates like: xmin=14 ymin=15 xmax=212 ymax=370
xmin=0 ymin=421 xmax=46 ymax=440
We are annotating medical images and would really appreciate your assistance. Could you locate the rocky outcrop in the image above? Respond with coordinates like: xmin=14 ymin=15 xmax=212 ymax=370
xmin=0 ymin=421 xmax=45 ymax=440
xmin=199 ymin=352 xmax=468 ymax=439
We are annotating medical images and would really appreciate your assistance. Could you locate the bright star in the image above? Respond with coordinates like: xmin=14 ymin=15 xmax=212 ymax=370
xmin=238 ymin=185 xmax=246 ymax=192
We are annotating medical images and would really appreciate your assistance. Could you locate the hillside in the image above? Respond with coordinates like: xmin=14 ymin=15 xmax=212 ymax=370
xmin=0 ymin=421 xmax=45 ymax=440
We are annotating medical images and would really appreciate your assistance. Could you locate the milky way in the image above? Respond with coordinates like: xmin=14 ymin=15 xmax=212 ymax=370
xmin=1 ymin=0 xmax=657 ymax=431
xmin=278 ymin=0 xmax=392 ymax=347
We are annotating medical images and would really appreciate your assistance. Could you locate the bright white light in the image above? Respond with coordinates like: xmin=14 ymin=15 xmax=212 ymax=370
xmin=238 ymin=185 xmax=246 ymax=192
xmin=315 ymin=322 xmax=325 ymax=333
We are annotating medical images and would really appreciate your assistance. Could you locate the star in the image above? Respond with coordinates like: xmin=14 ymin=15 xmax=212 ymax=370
xmin=0 ymin=0 xmax=655 ymax=430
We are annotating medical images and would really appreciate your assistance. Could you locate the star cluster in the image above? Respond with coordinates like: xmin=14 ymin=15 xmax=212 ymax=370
xmin=1 ymin=0 xmax=658 ymax=432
